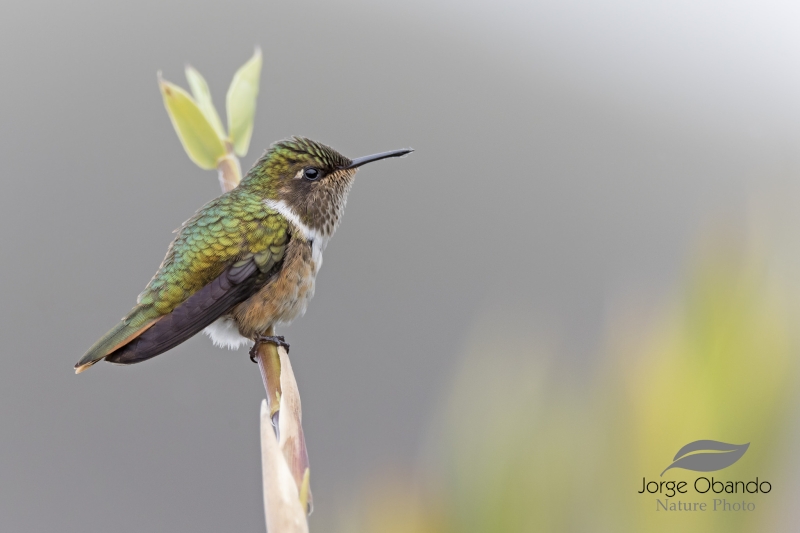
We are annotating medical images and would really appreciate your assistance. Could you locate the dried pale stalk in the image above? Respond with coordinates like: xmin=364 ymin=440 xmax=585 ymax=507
xmin=261 ymin=400 xmax=309 ymax=533
xmin=218 ymin=151 xmax=312 ymax=525
xmin=277 ymin=344 xmax=312 ymax=513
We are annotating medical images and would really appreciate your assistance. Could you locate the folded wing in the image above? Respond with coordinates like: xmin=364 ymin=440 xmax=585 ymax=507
xmin=75 ymin=190 xmax=290 ymax=373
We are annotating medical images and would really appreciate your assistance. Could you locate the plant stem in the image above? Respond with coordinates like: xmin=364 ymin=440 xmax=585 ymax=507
xmin=260 ymin=400 xmax=309 ymax=533
xmin=258 ymin=325 xmax=283 ymax=431
xmin=217 ymin=147 xmax=243 ymax=192
xmin=216 ymin=149 xmax=311 ymax=522
xmin=216 ymin=150 xmax=282 ymax=431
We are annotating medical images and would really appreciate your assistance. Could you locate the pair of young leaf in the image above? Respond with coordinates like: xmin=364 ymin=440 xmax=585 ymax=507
xmin=159 ymin=48 xmax=262 ymax=169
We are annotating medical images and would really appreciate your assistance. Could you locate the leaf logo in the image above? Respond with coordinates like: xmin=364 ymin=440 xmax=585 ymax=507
xmin=661 ymin=440 xmax=750 ymax=477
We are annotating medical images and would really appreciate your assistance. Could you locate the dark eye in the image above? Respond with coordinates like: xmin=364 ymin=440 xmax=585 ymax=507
xmin=303 ymin=168 xmax=320 ymax=181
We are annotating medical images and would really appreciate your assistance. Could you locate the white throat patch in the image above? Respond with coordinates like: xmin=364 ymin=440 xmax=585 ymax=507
xmin=263 ymin=199 xmax=328 ymax=273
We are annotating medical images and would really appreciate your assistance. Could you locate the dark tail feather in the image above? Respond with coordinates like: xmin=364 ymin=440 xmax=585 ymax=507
xmin=74 ymin=314 xmax=158 ymax=374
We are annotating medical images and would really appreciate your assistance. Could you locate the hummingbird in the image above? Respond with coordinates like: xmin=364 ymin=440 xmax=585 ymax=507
xmin=75 ymin=137 xmax=412 ymax=374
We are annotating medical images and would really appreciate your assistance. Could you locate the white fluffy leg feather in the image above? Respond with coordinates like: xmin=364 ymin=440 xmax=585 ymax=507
xmin=203 ymin=317 xmax=250 ymax=349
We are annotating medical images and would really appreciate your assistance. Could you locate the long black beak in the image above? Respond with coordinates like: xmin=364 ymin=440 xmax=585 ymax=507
xmin=344 ymin=148 xmax=413 ymax=169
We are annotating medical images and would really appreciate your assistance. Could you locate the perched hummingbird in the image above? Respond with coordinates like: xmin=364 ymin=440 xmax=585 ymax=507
xmin=75 ymin=137 xmax=411 ymax=374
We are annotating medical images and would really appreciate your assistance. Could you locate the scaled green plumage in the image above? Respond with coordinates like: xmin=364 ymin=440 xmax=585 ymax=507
xmin=76 ymin=186 xmax=290 ymax=372
xmin=139 ymin=187 xmax=289 ymax=313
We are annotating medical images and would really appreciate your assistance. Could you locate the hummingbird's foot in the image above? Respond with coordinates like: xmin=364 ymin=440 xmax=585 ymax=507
xmin=249 ymin=335 xmax=291 ymax=362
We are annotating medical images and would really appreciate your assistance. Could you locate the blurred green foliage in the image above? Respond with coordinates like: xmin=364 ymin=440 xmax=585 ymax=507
xmin=340 ymin=229 xmax=800 ymax=532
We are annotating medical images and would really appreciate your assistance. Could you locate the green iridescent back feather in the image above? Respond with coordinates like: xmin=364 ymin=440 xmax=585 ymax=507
xmin=77 ymin=187 xmax=290 ymax=369
xmin=137 ymin=187 xmax=289 ymax=315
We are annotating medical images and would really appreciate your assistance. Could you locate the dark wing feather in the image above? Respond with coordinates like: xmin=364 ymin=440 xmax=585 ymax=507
xmin=76 ymin=190 xmax=292 ymax=373
xmin=104 ymin=257 xmax=273 ymax=365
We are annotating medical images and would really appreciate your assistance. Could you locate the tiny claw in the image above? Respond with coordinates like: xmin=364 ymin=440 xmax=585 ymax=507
xmin=249 ymin=334 xmax=291 ymax=363
xmin=249 ymin=344 xmax=259 ymax=363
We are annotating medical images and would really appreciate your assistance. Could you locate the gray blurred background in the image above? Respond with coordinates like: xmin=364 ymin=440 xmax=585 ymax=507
xmin=1 ymin=0 xmax=799 ymax=531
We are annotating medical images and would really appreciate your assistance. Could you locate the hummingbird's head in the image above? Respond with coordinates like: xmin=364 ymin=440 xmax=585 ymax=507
xmin=244 ymin=136 xmax=411 ymax=239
